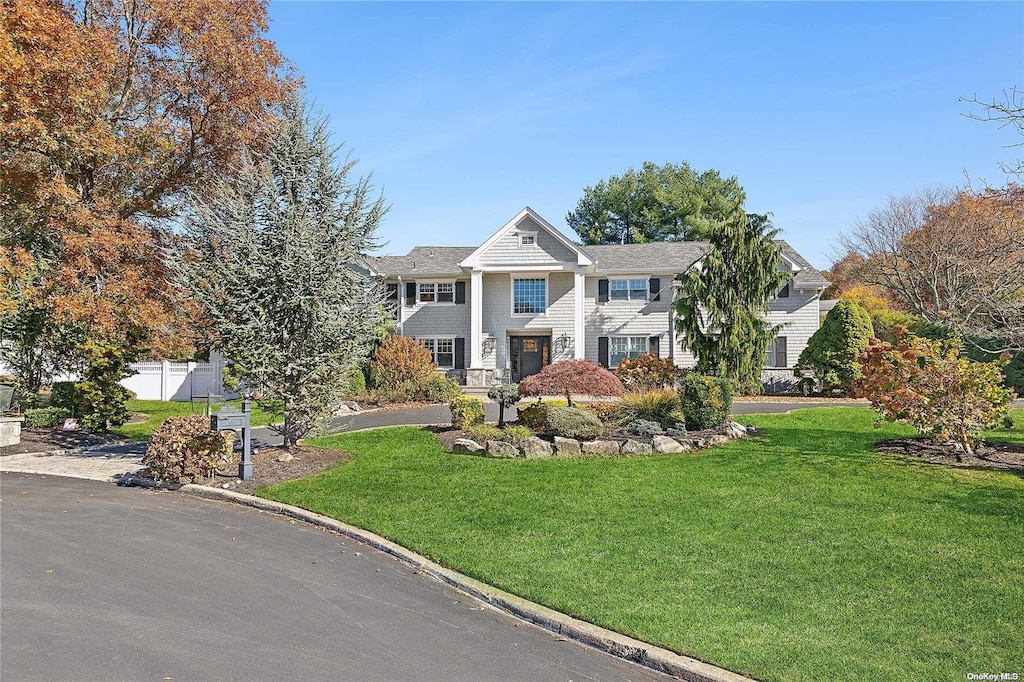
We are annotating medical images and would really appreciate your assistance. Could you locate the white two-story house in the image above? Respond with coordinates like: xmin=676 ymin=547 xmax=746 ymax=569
xmin=366 ymin=207 xmax=829 ymax=389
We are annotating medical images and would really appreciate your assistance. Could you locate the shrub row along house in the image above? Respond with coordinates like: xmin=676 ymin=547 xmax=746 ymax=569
xmin=366 ymin=207 xmax=829 ymax=389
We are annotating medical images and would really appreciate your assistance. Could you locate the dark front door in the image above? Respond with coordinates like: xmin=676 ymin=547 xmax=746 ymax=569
xmin=510 ymin=336 xmax=550 ymax=381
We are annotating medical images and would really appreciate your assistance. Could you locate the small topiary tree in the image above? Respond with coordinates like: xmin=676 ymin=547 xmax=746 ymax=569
xmin=450 ymin=395 xmax=485 ymax=430
xmin=370 ymin=336 xmax=437 ymax=401
xmin=519 ymin=360 xmax=624 ymax=407
xmin=678 ymin=374 xmax=733 ymax=430
xmin=795 ymin=299 xmax=874 ymax=394
xmin=856 ymin=329 xmax=1013 ymax=457
xmin=487 ymin=383 xmax=520 ymax=427
xmin=614 ymin=353 xmax=682 ymax=392
xmin=77 ymin=339 xmax=134 ymax=432
xmin=544 ymin=406 xmax=603 ymax=440
xmin=142 ymin=415 xmax=235 ymax=484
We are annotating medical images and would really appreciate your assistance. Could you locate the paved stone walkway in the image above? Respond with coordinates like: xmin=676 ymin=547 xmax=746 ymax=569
xmin=0 ymin=442 xmax=145 ymax=482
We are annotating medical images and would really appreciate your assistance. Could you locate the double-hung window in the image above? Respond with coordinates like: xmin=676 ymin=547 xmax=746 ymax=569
xmin=609 ymin=278 xmax=647 ymax=301
xmin=418 ymin=282 xmax=453 ymax=304
xmin=419 ymin=338 xmax=455 ymax=369
xmin=513 ymin=278 xmax=546 ymax=314
xmin=609 ymin=337 xmax=647 ymax=368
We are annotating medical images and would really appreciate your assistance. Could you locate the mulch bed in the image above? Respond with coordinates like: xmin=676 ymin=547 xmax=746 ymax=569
xmin=1 ymin=427 xmax=129 ymax=456
xmin=876 ymin=438 xmax=1024 ymax=472
xmin=199 ymin=444 xmax=352 ymax=495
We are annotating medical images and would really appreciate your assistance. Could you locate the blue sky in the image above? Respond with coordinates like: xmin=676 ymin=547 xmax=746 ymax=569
xmin=268 ymin=1 xmax=1023 ymax=269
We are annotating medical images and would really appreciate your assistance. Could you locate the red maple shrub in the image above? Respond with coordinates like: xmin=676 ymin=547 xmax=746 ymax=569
xmin=519 ymin=360 xmax=624 ymax=407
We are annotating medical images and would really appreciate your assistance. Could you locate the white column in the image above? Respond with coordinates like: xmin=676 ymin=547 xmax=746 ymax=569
xmin=574 ymin=270 xmax=586 ymax=360
xmin=471 ymin=269 xmax=483 ymax=368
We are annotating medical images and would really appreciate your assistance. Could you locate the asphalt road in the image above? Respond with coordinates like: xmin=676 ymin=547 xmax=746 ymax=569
xmin=0 ymin=473 xmax=667 ymax=682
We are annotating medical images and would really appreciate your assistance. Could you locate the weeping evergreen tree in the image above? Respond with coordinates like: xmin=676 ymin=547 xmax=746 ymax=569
xmin=673 ymin=213 xmax=788 ymax=393
xmin=172 ymin=97 xmax=387 ymax=447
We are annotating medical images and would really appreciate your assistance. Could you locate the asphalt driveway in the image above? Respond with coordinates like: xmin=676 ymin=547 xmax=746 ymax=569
xmin=0 ymin=473 xmax=666 ymax=682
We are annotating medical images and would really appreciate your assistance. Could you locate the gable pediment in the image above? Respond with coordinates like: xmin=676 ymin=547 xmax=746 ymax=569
xmin=459 ymin=207 xmax=593 ymax=270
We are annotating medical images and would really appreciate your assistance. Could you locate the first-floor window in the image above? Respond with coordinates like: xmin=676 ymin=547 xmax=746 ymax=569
xmin=610 ymin=337 xmax=647 ymax=368
xmin=765 ymin=336 xmax=788 ymax=368
xmin=418 ymin=338 xmax=455 ymax=368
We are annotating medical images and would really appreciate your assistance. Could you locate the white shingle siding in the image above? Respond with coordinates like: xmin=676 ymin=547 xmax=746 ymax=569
xmin=765 ymin=288 xmax=821 ymax=368
xmin=584 ymin=275 xmax=676 ymax=364
xmin=401 ymin=279 xmax=472 ymax=345
xmin=478 ymin=217 xmax=577 ymax=266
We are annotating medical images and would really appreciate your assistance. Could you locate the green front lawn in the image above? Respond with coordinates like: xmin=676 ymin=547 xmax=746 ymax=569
xmin=113 ymin=399 xmax=280 ymax=440
xmin=259 ymin=408 xmax=1024 ymax=682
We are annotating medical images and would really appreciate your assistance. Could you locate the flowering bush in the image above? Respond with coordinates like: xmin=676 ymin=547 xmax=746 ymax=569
xmin=142 ymin=415 xmax=234 ymax=484
xmin=519 ymin=360 xmax=624 ymax=407
xmin=614 ymin=353 xmax=683 ymax=392
xmin=856 ymin=329 xmax=1013 ymax=457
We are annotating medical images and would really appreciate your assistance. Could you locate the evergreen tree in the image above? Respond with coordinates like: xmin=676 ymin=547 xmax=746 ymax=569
xmin=795 ymin=299 xmax=875 ymax=394
xmin=566 ymin=161 xmax=746 ymax=244
xmin=173 ymin=97 xmax=386 ymax=447
xmin=673 ymin=213 xmax=788 ymax=392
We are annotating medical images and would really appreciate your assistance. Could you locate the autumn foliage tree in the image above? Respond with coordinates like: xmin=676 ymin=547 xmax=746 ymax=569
xmin=856 ymin=329 xmax=1014 ymax=457
xmin=518 ymin=360 xmax=624 ymax=407
xmin=1 ymin=0 xmax=295 ymax=402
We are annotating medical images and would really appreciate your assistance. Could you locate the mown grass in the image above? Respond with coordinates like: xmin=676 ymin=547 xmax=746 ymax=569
xmin=260 ymin=408 xmax=1024 ymax=682
xmin=113 ymin=399 xmax=279 ymax=440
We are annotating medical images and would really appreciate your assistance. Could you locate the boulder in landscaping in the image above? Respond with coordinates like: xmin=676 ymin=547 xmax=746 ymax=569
xmin=520 ymin=436 xmax=553 ymax=458
xmin=620 ymin=439 xmax=653 ymax=455
xmin=653 ymin=435 xmax=689 ymax=454
xmin=582 ymin=440 xmax=621 ymax=456
xmin=553 ymin=436 xmax=581 ymax=456
xmin=486 ymin=440 xmax=519 ymax=459
xmin=452 ymin=438 xmax=485 ymax=455
xmin=707 ymin=434 xmax=730 ymax=446
xmin=725 ymin=421 xmax=749 ymax=439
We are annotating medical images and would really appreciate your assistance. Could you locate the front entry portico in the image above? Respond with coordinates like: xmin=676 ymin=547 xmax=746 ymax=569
xmin=509 ymin=335 xmax=551 ymax=381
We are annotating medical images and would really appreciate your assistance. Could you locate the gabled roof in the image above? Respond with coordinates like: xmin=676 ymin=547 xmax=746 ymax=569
xmin=366 ymin=246 xmax=475 ymax=277
xmin=459 ymin=206 xmax=594 ymax=268
xmin=582 ymin=242 xmax=708 ymax=273
xmin=778 ymin=240 xmax=830 ymax=288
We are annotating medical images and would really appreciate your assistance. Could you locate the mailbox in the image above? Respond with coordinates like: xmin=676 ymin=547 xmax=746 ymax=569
xmin=210 ymin=409 xmax=249 ymax=431
xmin=210 ymin=402 xmax=254 ymax=480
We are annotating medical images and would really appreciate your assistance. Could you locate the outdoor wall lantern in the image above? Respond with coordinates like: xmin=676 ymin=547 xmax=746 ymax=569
xmin=557 ymin=333 xmax=571 ymax=351
xmin=482 ymin=336 xmax=495 ymax=354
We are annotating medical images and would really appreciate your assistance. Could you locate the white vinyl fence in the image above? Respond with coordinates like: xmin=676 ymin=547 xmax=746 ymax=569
xmin=122 ymin=354 xmax=233 ymax=401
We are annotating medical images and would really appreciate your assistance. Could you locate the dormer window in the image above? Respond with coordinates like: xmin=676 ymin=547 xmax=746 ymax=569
xmin=519 ymin=232 xmax=536 ymax=247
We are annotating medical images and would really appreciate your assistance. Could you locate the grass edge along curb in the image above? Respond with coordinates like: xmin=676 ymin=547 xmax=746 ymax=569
xmin=180 ymin=483 xmax=755 ymax=682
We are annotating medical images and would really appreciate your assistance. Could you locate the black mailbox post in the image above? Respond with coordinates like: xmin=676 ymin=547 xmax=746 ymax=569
xmin=210 ymin=399 xmax=253 ymax=480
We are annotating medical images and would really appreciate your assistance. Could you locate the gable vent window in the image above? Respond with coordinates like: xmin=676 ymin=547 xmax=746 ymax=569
xmin=520 ymin=233 xmax=536 ymax=246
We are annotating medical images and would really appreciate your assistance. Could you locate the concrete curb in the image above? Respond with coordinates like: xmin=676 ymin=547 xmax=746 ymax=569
xmin=180 ymin=484 xmax=755 ymax=682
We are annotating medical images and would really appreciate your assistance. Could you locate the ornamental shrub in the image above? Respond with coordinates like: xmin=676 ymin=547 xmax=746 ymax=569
xmin=23 ymin=407 xmax=71 ymax=428
xmin=519 ymin=360 xmax=624 ymax=407
xmin=615 ymin=389 xmax=682 ymax=428
xmin=515 ymin=399 xmax=568 ymax=429
xmin=49 ymin=382 xmax=82 ymax=414
xmin=623 ymin=419 xmax=663 ymax=437
xmin=583 ymin=401 xmax=619 ymax=423
xmin=615 ymin=353 xmax=682 ymax=392
xmin=77 ymin=340 xmax=134 ymax=431
xmin=500 ymin=424 xmax=533 ymax=444
xmin=795 ymin=299 xmax=874 ymax=394
xmin=370 ymin=336 xmax=436 ymax=400
xmin=344 ymin=371 xmax=366 ymax=397
xmin=420 ymin=373 xmax=461 ymax=403
xmin=678 ymin=374 xmax=733 ymax=430
xmin=544 ymin=406 xmax=603 ymax=440
xmin=450 ymin=395 xmax=485 ymax=430
xmin=466 ymin=423 xmax=502 ymax=443
xmin=856 ymin=329 xmax=1013 ymax=457
xmin=487 ymin=383 xmax=520 ymax=427
xmin=142 ymin=415 xmax=234 ymax=484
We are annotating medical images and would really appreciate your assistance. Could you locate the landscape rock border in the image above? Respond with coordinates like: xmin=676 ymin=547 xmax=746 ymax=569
xmin=467 ymin=420 xmax=755 ymax=459
xmin=180 ymin=483 xmax=756 ymax=682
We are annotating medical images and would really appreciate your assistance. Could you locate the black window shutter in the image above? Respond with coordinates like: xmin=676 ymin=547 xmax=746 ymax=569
xmin=648 ymin=336 xmax=660 ymax=356
xmin=405 ymin=282 xmax=416 ymax=305
xmin=454 ymin=281 xmax=466 ymax=304
xmin=386 ymin=283 xmax=398 ymax=300
xmin=598 ymin=336 xmax=609 ymax=367
xmin=598 ymin=279 xmax=609 ymax=303
xmin=778 ymin=281 xmax=790 ymax=298
xmin=775 ymin=336 xmax=787 ymax=368
xmin=455 ymin=337 xmax=466 ymax=369
xmin=649 ymin=278 xmax=660 ymax=301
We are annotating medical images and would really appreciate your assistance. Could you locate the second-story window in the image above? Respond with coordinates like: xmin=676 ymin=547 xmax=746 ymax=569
xmin=418 ymin=281 xmax=454 ymax=304
xmin=610 ymin=278 xmax=648 ymax=301
xmin=513 ymin=278 xmax=546 ymax=314
xmin=418 ymin=283 xmax=435 ymax=303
